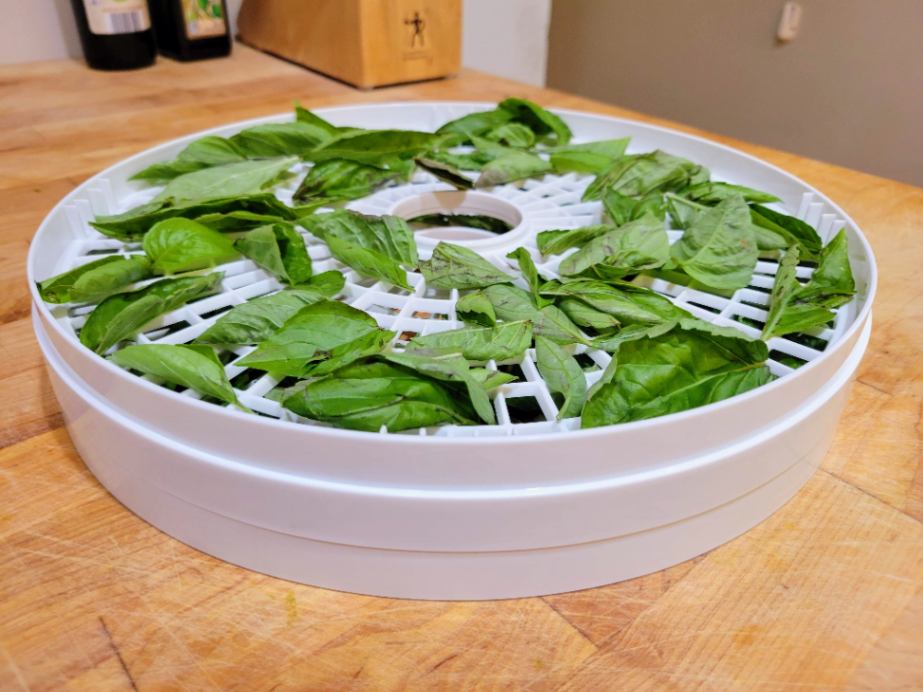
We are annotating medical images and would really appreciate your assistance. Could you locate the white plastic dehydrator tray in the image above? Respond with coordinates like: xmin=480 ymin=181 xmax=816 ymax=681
xmin=28 ymin=102 xmax=876 ymax=600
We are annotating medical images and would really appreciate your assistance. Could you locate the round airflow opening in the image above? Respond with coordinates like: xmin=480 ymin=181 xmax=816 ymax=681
xmin=390 ymin=190 xmax=526 ymax=251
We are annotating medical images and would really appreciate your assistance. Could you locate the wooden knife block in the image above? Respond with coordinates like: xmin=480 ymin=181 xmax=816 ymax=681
xmin=237 ymin=0 xmax=461 ymax=89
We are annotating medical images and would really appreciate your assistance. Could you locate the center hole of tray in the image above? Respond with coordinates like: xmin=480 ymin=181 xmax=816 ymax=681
xmin=391 ymin=190 xmax=524 ymax=249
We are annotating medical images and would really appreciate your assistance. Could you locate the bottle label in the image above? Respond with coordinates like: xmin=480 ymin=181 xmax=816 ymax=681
xmin=83 ymin=0 xmax=151 ymax=35
xmin=181 ymin=0 xmax=228 ymax=39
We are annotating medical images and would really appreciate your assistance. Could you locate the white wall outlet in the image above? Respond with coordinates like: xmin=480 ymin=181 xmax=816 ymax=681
xmin=777 ymin=1 xmax=803 ymax=42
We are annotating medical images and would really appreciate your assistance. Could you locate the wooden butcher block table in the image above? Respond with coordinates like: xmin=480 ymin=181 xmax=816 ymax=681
xmin=1 ymin=45 xmax=921 ymax=690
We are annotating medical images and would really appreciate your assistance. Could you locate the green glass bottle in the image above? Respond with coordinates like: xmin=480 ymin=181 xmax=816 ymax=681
xmin=149 ymin=0 xmax=231 ymax=61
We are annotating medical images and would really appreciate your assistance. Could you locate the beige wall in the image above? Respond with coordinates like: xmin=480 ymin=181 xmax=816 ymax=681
xmin=547 ymin=0 xmax=923 ymax=186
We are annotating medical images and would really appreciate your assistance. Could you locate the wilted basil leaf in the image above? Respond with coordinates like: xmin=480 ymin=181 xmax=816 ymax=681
xmin=301 ymin=210 xmax=418 ymax=268
xmin=414 ymin=157 xmax=474 ymax=189
xmin=110 ymin=344 xmax=241 ymax=407
xmin=485 ymin=122 xmax=536 ymax=148
xmin=80 ymin=273 xmax=222 ymax=354
xmin=326 ymin=235 xmax=411 ymax=289
xmin=294 ymin=105 xmax=342 ymax=136
xmin=420 ymin=242 xmax=513 ymax=289
xmin=436 ymin=108 xmax=514 ymax=140
xmin=455 ymin=290 xmax=497 ymax=326
xmin=558 ymin=214 xmax=670 ymax=278
xmin=293 ymin=159 xmax=402 ymax=203
xmin=584 ymin=150 xmax=706 ymax=201
xmin=143 ymin=217 xmax=238 ymax=275
xmin=603 ymin=189 xmax=666 ymax=226
xmin=38 ymin=255 xmax=153 ymax=304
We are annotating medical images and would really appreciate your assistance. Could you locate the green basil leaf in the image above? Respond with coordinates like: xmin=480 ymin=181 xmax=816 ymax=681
xmin=534 ymin=335 xmax=587 ymax=420
xmin=761 ymin=246 xmax=801 ymax=339
xmin=541 ymin=278 xmax=690 ymax=327
xmin=420 ymin=242 xmax=513 ymax=289
xmin=498 ymin=97 xmax=572 ymax=145
xmin=407 ymin=320 xmax=532 ymax=362
xmin=301 ymin=210 xmax=418 ymax=268
xmin=584 ymin=150 xmax=705 ymax=201
xmin=414 ymin=157 xmax=474 ymax=189
xmin=238 ymin=300 xmax=383 ymax=377
xmin=158 ymin=157 xmax=297 ymax=204
xmin=559 ymin=214 xmax=670 ymax=278
xmin=131 ymin=136 xmax=247 ymax=183
xmin=384 ymin=351 xmax=495 ymax=424
xmin=683 ymin=182 xmax=780 ymax=205
xmin=419 ymin=148 xmax=493 ymax=171
xmin=761 ymin=229 xmax=855 ymax=339
xmin=549 ymin=138 xmax=630 ymax=175
xmin=536 ymin=225 xmax=612 ymax=256
xmin=750 ymin=204 xmax=823 ymax=257
xmin=293 ymin=159 xmax=401 ymax=203
xmin=308 ymin=130 xmax=442 ymax=164
xmin=455 ymin=290 xmax=497 ymax=326
xmin=283 ymin=365 xmax=477 ymax=432
xmin=294 ymin=105 xmax=341 ymax=136
xmin=229 ymin=122 xmax=333 ymax=158
xmin=326 ymin=235 xmax=411 ymax=289
xmin=194 ymin=209 xmax=293 ymax=233
xmin=143 ymin=217 xmax=238 ymax=275
xmin=793 ymin=228 xmax=855 ymax=306
xmin=582 ymin=322 xmax=772 ymax=427
xmin=306 ymin=328 xmax=396 ymax=376
xmin=485 ymin=122 xmax=536 ymax=148
xmin=506 ymin=247 xmax=550 ymax=306
xmin=235 ymin=223 xmax=312 ymax=285
xmin=436 ymin=108 xmax=514 ymax=140
xmin=603 ymin=189 xmax=666 ymax=226
xmin=557 ymin=297 xmax=621 ymax=331
xmin=38 ymin=255 xmax=153 ymax=304
xmin=671 ymin=195 xmax=758 ymax=291
xmin=80 ymin=273 xmax=222 ymax=354
xmin=196 ymin=288 xmax=331 ymax=345
xmin=470 ymin=368 xmax=518 ymax=389
xmin=92 ymin=193 xmax=296 ymax=241
xmin=110 ymin=344 xmax=240 ymax=407
xmin=475 ymin=284 xmax=588 ymax=345
xmin=475 ymin=149 xmax=552 ymax=188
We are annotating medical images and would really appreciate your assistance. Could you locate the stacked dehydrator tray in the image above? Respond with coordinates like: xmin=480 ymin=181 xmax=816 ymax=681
xmin=28 ymin=102 xmax=875 ymax=599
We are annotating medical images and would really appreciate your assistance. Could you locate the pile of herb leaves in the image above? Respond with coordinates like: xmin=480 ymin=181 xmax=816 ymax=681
xmin=36 ymin=99 xmax=857 ymax=432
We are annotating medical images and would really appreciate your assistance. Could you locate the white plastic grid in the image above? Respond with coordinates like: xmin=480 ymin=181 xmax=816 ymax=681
xmin=46 ymin=151 xmax=855 ymax=437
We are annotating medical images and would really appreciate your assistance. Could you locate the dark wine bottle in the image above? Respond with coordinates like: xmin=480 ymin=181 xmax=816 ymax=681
xmin=149 ymin=0 xmax=232 ymax=61
xmin=69 ymin=0 xmax=157 ymax=71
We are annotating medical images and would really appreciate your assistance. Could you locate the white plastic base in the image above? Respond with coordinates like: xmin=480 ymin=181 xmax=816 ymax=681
xmin=36 ymin=311 xmax=869 ymax=599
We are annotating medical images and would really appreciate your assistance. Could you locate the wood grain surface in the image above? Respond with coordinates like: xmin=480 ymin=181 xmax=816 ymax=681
xmin=1 ymin=44 xmax=922 ymax=690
